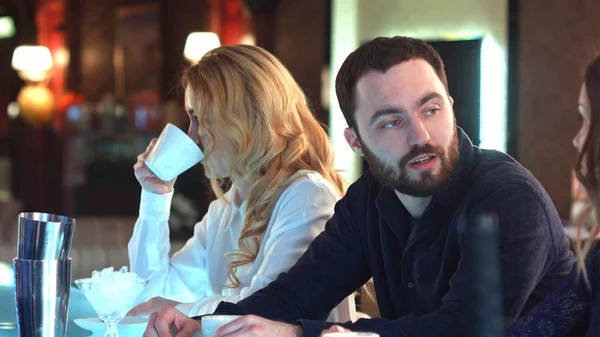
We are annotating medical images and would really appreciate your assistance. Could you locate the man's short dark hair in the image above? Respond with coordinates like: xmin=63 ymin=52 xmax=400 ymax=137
xmin=335 ymin=36 xmax=448 ymax=130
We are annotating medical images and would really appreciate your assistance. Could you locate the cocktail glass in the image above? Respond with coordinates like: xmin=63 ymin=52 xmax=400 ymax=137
xmin=75 ymin=267 xmax=148 ymax=337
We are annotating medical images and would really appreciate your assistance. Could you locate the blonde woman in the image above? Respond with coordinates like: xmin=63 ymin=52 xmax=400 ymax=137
xmin=127 ymin=44 xmax=355 ymax=322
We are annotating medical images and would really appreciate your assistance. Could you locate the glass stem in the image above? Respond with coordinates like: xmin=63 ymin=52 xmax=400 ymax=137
xmin=104 ymin=319 xmax=120 ymax=337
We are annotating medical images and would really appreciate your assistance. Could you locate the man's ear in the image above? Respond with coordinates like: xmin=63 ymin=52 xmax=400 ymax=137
xmin=344 ymin=127 xmax=364 ymax=156
xmin=448 ymin=95 xmax=454 ymax=107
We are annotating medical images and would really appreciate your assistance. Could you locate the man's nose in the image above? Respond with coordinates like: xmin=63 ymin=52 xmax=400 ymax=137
xmin=408 ymin=118 xmax=430 ymax=147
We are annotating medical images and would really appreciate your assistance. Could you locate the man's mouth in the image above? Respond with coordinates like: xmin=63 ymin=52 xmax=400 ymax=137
xmin=408 ymin=154 xmax=437 ymax=165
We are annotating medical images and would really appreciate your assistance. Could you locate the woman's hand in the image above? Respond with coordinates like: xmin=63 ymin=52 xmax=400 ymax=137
xmin=134 ymin=138 xmax=177 ymax=194
xmin=127 ymin=296 xmax=181 ymax=317
xmin=143 ymin=307 xmax=201 ymax=337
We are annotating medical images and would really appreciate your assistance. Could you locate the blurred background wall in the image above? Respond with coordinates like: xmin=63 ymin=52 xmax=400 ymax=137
xmin=518 ymin=0 xmax=600 ymax=216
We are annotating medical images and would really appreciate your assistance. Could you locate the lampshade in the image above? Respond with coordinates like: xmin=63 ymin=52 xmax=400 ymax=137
xmin=183 ymin=32 xmax=220 ymax=62
xmin=11 ymin=45 xmax=53 ymax=81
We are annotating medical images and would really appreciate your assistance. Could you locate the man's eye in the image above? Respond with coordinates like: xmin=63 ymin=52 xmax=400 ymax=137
xmin=424 ymin=108 xmax=439 ymax=115
xmin=382 ymin=120 xmax=401 ymax=128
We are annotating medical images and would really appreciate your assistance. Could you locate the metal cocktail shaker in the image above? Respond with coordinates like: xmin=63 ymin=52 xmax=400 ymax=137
xmin=13 ymin=212 xmax=76 ymax=337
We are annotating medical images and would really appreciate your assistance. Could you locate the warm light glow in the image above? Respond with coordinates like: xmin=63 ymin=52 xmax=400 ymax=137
xmin=17 ymin=85 xmax=55 ymax=127
xmin=0 ymin=16 xmax=16 ymax=39
xmin=7 ymin=102 xmax=20 ymax=119
xmin=11 ymin=45 xmax=54 ymax=81
xmin=183 ymin=32 xmax=221 ymax=62
xmin=240 ymin=33 xmax=256 ymax=45
xmin=53 ymin=47 xmax=70 ymax=68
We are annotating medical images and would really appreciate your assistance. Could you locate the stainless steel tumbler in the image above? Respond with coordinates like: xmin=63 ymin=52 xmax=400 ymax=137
xmin=17 ymin=212 xmax=76 ymax=260
xmin=13 ymin=258 xmax=72 ymax=337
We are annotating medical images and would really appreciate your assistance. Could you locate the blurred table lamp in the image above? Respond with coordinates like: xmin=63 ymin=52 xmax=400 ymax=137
xmin=11 ymin=45 xmax=55 ymax=127
xmin=183 ymin=32 xmax=221 ymax=62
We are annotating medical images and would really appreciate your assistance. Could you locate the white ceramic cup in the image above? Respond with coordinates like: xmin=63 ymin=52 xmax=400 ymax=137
xmin=201 ymin=315 xmax=242 ymax=337
xmin=144 ymin=123 xmax=203 ymax=181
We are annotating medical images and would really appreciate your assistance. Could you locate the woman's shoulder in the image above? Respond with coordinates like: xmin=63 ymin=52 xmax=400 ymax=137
xmin=262 ymin=170 xmax=339 ymax=236
xmin=265 ymin=170 xmax=341 ymax=216
xmin=204 ymin=189 xmax=235 ymax=215
xmin=280 ymin=170 xmax=339 ymax=199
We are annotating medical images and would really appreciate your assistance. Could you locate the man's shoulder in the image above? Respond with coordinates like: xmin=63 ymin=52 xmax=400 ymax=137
xmin=458 ymin=148 xmax=555 ymax=210
xmin=469 ymin=148 xmax=541 ymax=190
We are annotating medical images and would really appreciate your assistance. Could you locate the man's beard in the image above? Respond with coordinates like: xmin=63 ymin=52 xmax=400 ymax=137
xmin=362 ymin=130 xmax=459 ymax=197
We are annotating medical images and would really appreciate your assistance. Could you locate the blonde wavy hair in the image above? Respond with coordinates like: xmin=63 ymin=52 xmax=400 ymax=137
xmin=181 ymin=44 xmax=346 ymax=288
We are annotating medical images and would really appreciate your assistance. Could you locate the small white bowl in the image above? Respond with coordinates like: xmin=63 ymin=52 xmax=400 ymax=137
xmin=73 ymin=316 xmax=148 ymax=336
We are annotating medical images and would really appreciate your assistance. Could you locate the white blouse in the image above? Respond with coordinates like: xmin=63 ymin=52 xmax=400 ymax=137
xmin=128 ymin=170 xmax=356 ymax=322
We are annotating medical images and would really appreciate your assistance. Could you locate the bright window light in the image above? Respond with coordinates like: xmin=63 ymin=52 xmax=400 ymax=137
xmin=330 ymin=0 xmax=361 ymax=185
xmin=479 ymin=36 xmax=507 ymax=151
